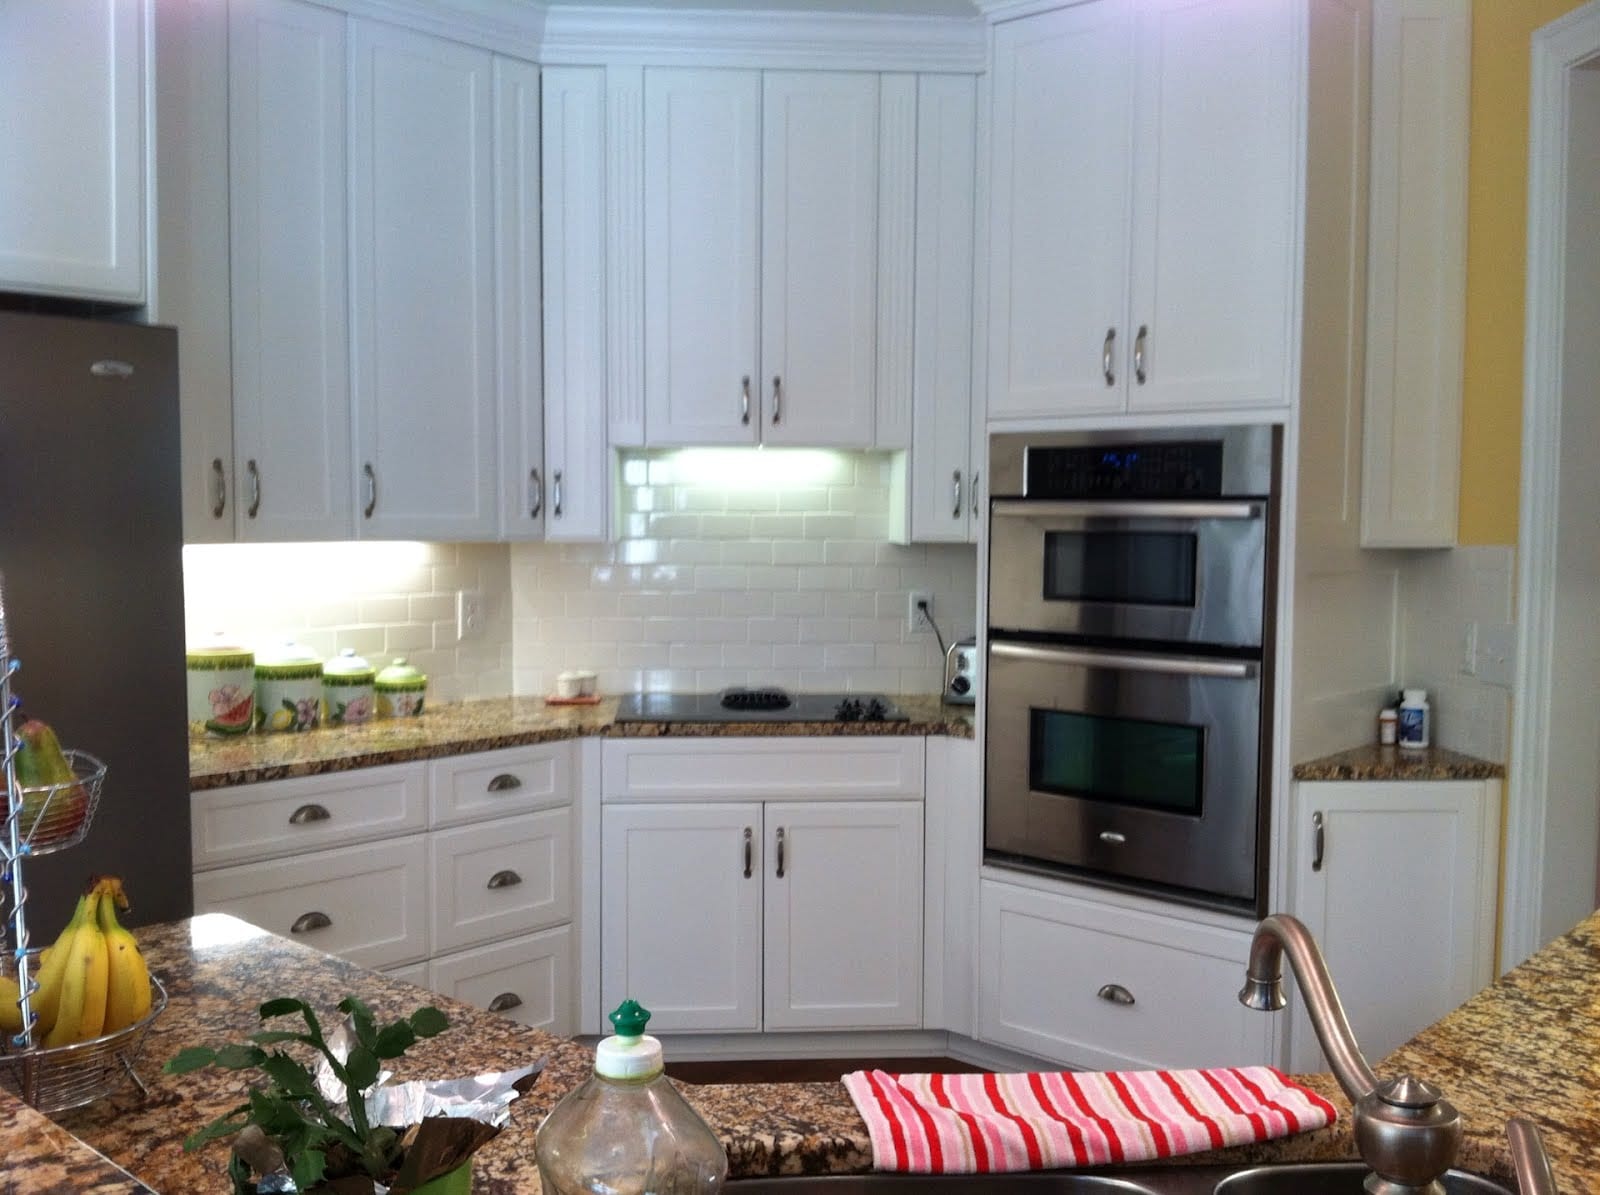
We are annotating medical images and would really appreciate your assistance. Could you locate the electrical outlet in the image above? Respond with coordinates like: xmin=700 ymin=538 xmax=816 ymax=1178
xmin=1460 ymin=622 xmax=1479 ymax=676
xmin=456 ymin=590 xmax=485 ymax=642
xmin=907 ymin=590 xmax=933 ymax=634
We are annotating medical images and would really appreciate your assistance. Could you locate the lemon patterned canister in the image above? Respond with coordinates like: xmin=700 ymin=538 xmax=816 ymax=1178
xmin=186 ymin=640 xmax=256 ymax=736
xmin=255 ymin=641 xmax=324 ymax=733
xmin=375 ymin=657 xmax=427 ymax=718
xmin=322 ymin=648 xmax=377 ymax=726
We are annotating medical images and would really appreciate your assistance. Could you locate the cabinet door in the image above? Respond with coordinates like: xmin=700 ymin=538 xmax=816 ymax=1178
xmin=1126 ymin=0 xmax=1299 ymax=412
xmin=0 ymin=0 xmax=144 ymax=302
xmin=541 ymin=67 xmax=611 ymax=542
xmin=1288 ymin=781 xmax=1499 ymax=1073
xmin=644 ymin=69 xmax=761 ymax=446
xmin=763 ymin=801 xmax=923 ymax=1030
xmin=349 ymin=20 xmax=497 ymax=539
xmin=986 ymin=3 xmax=1133 ymax=421
xmin=495 ymin=56 xmax=546 ymax=541
xmin=760 ymin=72 xmax=879 ymax=448
xmin=601 ymin=803 xmax=763 ymax=1032
xmin=908 ymin=75 xmax=977 ymax=543
xmin=229 ymin=0 xmax=353 ymax=541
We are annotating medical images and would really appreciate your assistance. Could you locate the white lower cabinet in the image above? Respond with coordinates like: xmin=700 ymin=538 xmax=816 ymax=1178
xmin=429 ymin=926 xmax=575 ymax=1034
xmin=430 ymin=808 xmax=574 ymax=955
xmin=194 ymin=836 xmax=429 ymax=969
xmin=977 ymin=878 xmax=1275 ymax=1071
xmin=1287 ymin=779 xmax=1499 ymax=1072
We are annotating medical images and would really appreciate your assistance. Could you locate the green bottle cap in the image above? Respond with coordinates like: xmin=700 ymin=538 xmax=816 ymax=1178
xmin=608 ymin=999 xmax=651 ymax=1039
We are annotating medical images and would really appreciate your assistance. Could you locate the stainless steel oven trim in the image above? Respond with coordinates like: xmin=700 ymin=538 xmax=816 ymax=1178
xmin=989 ymin=640 xmax=1258 ymax=680
xmin=992 ymin=499 xmax=1264 ymax=521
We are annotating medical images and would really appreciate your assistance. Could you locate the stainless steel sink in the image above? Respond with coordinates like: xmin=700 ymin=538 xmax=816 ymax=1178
xmin=730 ymin=1163 xmax=1516 ymax=1195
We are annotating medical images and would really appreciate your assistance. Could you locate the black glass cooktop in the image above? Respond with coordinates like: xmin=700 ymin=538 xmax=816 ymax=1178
xmin=614 ymin=688 xmax=908 ymax=724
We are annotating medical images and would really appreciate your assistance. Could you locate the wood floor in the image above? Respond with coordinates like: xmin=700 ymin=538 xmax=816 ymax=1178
xmin=667 ymin=1056 xmax=988 ymax=1084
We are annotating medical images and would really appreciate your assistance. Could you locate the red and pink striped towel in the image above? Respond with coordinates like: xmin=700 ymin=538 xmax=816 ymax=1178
xmin=842 ymin=1067 xmax=1337 ymax=1173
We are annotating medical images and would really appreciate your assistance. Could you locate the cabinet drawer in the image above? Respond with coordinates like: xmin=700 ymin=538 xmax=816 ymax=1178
xmin=430 ymin=809 xmax=573 ymax=953
xmin=194 ymin=837 xmax=428 ymax=969
xmin=429 ymin=742 xmax=572 ymax=826
xmin=428 ymin=926 xmax=574 ymax=1035
xmin=978 ymin=879 xmax=1272 ymax=1071
xmin=603 ymin=737 xmax=924 ymax=802
xmin=384 ymin=962 xmax=431 ymax=990
xmin=192 ymin=764 xmax=427 ymax=870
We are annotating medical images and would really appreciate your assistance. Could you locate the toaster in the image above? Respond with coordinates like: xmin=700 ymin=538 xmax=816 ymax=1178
xmin=944 ymin=637 xmax=977 ymax=705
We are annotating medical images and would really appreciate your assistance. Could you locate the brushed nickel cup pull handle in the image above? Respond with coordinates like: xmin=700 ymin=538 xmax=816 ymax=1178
xmin=771 ymin=375 xmax=782 ymax=425
xmin=211 ymin=458 xmax=227 ymax=518
xmin=487 ymin=992 xmax=523 ymax=1013
xmin=743 ymin=826 xmax=753 ymax=878
xmin=486 ymin=773 xmax=522 ymax=792
xmin=530 ymin=468 xmax=544 ymax=518
xmin=247 ymin=459 xmax=261 ymax=518
xmin=291 ymin=911 xmax=332 ymax=934
xmin=363 ymin=462 xmax=377 ymax=518
xmin=1099 ymin=830 xmax=1126 ymax=845
xmin=1097 ymin=983 xmax=1136 ymax=1006
xmin=486 ymin=869 xmax=522 ymax=890
xmin=1133 ymin=324 xmax=1148 ymax=385
xmin=1312 ymin=810 xmax=1325 ymax=872
xmin=741 ymin=376 xmax=752 ymax=425
xmin=288 ymin=803 xmax=332 ymax=825
xmin=953 ymin=470 xmax=963 ymax=519
xmin=775 ymin=826 xmax=786 ymax=878
xmin=1102 ymin=327 xmax=1116 ymax=385
xmin=90 ymin=359 xmax=135 ymax=378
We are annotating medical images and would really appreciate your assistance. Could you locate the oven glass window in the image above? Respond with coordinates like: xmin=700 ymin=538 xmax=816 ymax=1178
xmin=1041 ymin=531 xmax=1197 ymax=607
xmin=1029 ymin=709 xmax=1204 ymax=815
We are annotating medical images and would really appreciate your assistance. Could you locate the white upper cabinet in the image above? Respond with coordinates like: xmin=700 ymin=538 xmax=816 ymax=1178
xmin=759 ymin=72 xmax=880 ymax=448
xmin=644 ymin=69 xmax=762 ymax=446
xmin=987 ymin=0 xmax=1299 ymax=421
xmin=641 ymin=70 xmax=881 ymax=448
xmin=349 ymin=21 xmax=498 ymax=540
xmin=229 ymin=0 xmax=354 ymax=541
xmin=0 ymin=0 xmax=145 ymax=302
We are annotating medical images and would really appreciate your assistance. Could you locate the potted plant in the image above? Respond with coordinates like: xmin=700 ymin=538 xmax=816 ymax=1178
xmin=166 ymin=994 xmax=483 ymax=1195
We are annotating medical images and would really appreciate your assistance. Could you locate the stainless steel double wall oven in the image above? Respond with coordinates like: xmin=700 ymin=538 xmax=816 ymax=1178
xmin=984 ymin=426 xmax=1280 ymax=914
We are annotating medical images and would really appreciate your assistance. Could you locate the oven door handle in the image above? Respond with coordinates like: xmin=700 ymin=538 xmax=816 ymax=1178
xmin=992 ymin=499 xmax=1264 ymax=521
xmin=990 ymin=640 xmax=1259 ymax=680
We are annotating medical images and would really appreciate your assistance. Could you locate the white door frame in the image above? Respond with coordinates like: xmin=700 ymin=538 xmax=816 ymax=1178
xmin=1503 ymin=0 xmax=1600 ymax=969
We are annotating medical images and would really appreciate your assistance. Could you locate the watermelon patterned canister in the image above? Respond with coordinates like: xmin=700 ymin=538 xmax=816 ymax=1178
xmin=186 ymin=639 xmax=256 ymax=736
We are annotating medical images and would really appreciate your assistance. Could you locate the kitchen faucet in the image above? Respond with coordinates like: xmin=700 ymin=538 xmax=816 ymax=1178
xmin=1239 ymin=914 xmax=1463 ymax=1195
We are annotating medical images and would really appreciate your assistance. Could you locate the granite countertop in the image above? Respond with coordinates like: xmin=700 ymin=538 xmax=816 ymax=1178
xmin=1292 ymin=743 xmax=1505 ymax=782
xmin=8 ymin=909 xmax=1596 ymax=1192
xmin=190 ymin=694 xmax=974 ymax=791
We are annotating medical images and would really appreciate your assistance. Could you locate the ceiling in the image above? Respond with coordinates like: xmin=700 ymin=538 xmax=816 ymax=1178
xmin=541 ymin=0 xmax=982 ymax=16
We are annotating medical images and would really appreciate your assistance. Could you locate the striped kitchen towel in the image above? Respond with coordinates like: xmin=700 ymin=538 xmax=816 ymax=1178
xmin=842 ymin=1067 xmax=1338 ymax=1173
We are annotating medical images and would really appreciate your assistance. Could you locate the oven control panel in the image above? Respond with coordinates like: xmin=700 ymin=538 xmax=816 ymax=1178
xmin=1024 ymin=441 xmax=1223 ymax=499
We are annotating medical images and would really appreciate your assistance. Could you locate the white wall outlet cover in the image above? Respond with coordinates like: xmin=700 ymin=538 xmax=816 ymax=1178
xmin=457 ymin=590 xmax=485 ymax=642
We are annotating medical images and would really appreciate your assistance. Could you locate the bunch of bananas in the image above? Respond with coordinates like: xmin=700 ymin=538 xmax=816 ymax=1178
xmin=0 ymin=876 xmax=152 ymax=1045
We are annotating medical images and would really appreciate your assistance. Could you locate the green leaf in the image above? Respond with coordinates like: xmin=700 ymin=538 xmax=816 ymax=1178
xmin=292 ymin=1148 xmax=328 ymax=1190
xmin=260 ymin=1052 xmax=317 ymax=1097
xmin=182 ymin=1112 xmax=250 ymax=1153
xmin=337 ymin=995 xmax=376 ymax=1021
xmin=259 ymin=997 xmax=308 ymax=1020
xmin=165 ymin=1046 xmax=218 ymax=1075
xmin=214 ymin=1044 xmax=268 ymax=1070
xmin=344 ymin=1044 xmax=380 ymax=1091
xmin=248 ymin=1090 xmax=310 ymax=1136
xmin=247 ymin=1030 xmax=312 ymax=1047
xmin=409 ymin=1006 xmax=449 ymax=1037
xmin=373 ymin=1021 xmax=416 ymax=1059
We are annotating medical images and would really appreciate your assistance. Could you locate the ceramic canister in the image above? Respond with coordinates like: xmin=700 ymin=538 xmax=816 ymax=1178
xmin=255 ymin=641 xmax=324 ymax=733
xmin=375 ymin=656 xmax=428 ymax=718
xmin=186 ymin=640 xmax=256 ymax=736
xmin=322 ymin=648 xmax=377 ymax=726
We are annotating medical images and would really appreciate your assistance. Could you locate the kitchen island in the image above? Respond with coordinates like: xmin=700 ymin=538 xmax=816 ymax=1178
xmin=3 ymin=910 xmax=1597 ymax=1192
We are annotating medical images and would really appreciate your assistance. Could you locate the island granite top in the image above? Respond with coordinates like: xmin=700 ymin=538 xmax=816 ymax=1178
xmin=190 ymin=694 xmax=974 ymax=791
xmin=9 ymin=908 xmax=1600 ymax=1192
xmin=1292 ymin=743 xmax=1505 ymax=782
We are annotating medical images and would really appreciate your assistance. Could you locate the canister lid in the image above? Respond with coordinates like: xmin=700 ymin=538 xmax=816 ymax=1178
xmin=322 ymin=647 xmax=376 ymax=683
xmin=187 ymin=633 xmax=254 ymax=671
xmin=255 ymin=640 xmax=323 ymax=679
xmin=375 ymin=657 xmax=427 ymax=691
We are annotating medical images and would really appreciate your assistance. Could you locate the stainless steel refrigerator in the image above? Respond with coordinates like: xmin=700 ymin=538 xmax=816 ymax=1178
xmin=0 ymin=309 xmax=192 ymax=931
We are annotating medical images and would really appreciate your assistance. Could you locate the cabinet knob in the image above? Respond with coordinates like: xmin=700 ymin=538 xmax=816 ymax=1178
xmin=288 ymin=803 xmax=332 ymax=825
xmin=486 ymin=869 xmax=522 ymax=890
xmin=486 ymin=773 xmax=522 ymax=792
xmin=246 ymin=459 xmax=261 ymax=518
xmin=210 ymin=458 xmax=227 ymax=519
xmin=487 ymin=992 xmax=523 ymax=1013
xmin=291 ymin=911 xmax=332 ymax=935
xmin=1097 ymin=983 xmax=1136 ymax=1006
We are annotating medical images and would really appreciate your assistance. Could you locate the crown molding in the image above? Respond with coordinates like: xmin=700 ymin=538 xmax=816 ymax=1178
xmin=971 ymin=0 xmax=1066 ymax=22
xmin=308 ymin=0 xmax=548 ymax=57
xmin=539 ymin=5 xmax=986 ymax=71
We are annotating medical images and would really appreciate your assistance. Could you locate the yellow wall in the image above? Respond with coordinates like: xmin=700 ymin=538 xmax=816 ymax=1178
xmin=1458 ymin=0 xmax=1590 ymax=544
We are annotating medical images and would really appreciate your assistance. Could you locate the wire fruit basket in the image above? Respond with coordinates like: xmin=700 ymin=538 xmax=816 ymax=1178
xmin=0 ymin=950 xmax=168 ymax=1114
xmin=3 ymin=749 xmax=106 ymax=855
